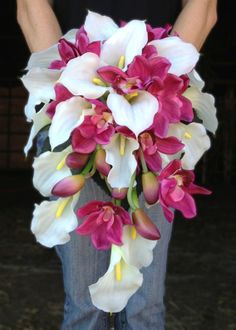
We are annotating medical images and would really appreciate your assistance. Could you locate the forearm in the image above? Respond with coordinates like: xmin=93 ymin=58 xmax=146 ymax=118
xmin=17 ymin=0 xmax=62 ymax=52
xmin=171 ymin=0 xmax=218 ymax=50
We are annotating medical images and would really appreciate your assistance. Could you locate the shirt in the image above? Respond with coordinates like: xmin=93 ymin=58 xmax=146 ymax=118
xmin=54 ymin=0 xmax=182 ymax=33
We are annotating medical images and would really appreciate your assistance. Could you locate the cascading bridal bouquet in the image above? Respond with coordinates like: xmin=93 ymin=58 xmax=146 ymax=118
xmin=21 ymin=10 xmax=218 ymax=312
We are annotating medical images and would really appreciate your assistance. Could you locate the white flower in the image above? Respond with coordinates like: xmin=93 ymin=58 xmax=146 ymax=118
xmin=107 ymin=91 xmax=158 ymax=137
xmin=33 ymin=146 xmax=72 ymax=197
xmin=31 ymin=193 xmax=79 ymax=248
xmin=84 ymin=10 xmax=119 ymax=42
xmin=103 ymin=134 xmax=139 ymax=189
xmin=89 ymin=225 xmax=158 ymax=312
xmin=149 ymin=36 xmax=199 ymax=76
xmin=48 ymin=96 xmax=95 ymax=150
xmin=58 ymin=52 xmax=111 ymax=98
xmin=24 ymin=104 xmax=51 ymax=156
xmin=184 ymin=70 xmax=218 ymax=134
xmin=167 ymin=122 xmax=211 ymax=169
xmin=100 ymin=19 xmax=148 ymax=70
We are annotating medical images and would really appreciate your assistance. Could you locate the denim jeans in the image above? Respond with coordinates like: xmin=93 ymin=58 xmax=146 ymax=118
xmin=36 ymin=132 xmax=173 ymax=330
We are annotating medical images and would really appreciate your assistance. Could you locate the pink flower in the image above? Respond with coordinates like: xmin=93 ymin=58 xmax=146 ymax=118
xmin=49 ymin=26 xmax=101 ymax=69
xmin=76 ymin=201 xmax=132 ymax=250
xmin=46 ymin=84 xmax=73 ymax=119
xmin=148 ymin=73 xmax=193 ymax=136
xmin=97 ymin=54 xmax=171 ymax=96
xmin=158 ymin=160 xmax=211 ymax=222
xmin=146 ymin=23 xmax=173 ymax=42
xmin=139 ymin=132 xmax=184 ymax=171
xmin=72 ymin=113 xmax=115 ymax=153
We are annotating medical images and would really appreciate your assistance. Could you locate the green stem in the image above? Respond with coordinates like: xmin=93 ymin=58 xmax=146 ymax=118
xmin=81 ymin=152 xmax=96 ymax=176
xmin=115 ymin=199 xmax=121 ymax=206
xmin=139 ymin=148 xmax=148 ymax=173
xmin=131 ymin=188 xmax=140 ymax=209
xmin=127 ymin=172 xmax=137 ymax=211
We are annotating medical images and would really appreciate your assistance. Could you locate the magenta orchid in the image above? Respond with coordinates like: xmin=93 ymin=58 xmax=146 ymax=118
xmin=49 ymin=26 xmax=101 ymax=69
xmin=76 ymin=201 xmax=132 ymax=250
xmin=158 ymin=160 xmax=211 ymax=222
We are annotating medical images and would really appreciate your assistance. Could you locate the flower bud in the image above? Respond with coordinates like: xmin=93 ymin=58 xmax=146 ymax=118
xmin=52 ymin=174 xmax=85 ymax=197
xmin=132 ymin=208 xmax=161 ymax=240
xmin=66 ymin=152 xmax=89 ymax=169
xmin=142 ymin=172 xmax=159 ymax=205
xmin=95 ymin=149 xmax=111 ymax=176
xmin=112 ymin=188 xmax=128 ymax=200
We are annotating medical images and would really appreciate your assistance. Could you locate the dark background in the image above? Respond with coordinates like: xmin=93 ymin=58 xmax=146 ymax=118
xmin=0 ymin=1 xmax=235 ymax=329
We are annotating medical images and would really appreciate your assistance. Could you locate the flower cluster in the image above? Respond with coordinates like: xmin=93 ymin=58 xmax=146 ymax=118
xmin=22 ymin=10 xmax=217 ymax=313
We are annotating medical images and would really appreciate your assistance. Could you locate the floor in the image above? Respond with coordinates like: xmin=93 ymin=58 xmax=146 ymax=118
xmin=0 ymin=172 xmax=235 ymax=330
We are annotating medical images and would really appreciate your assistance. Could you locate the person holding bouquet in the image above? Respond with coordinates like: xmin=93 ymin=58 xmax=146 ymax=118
xmin=17 ymin=0 xmax=217 ymax=329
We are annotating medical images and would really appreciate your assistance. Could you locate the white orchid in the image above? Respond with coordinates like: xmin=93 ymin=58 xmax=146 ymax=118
xmin=33 ymin=146 xmax=72 ymax=197
xmin=167 ymin=122 xmax=211 ymax=169
xmin=31 ymin=193 xmax=79 ymax=248
xmin=184 ymin=70 xmax=218 ymax=134
xmin=103 ymin=134 xmax=139 ymax=189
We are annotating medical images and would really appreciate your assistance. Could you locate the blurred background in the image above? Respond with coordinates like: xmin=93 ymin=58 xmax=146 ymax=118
xmin=0 ymin=1 xmax=235 ymax=329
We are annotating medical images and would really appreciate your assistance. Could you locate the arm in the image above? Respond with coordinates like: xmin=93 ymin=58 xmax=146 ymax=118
xmin=16 ymin=0 xmax=62 ymax=52
xmin=171 ymin=0 xmax=218 ymax=50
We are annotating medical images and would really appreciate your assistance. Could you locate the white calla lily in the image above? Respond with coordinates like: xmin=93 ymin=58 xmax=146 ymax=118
xmin=104 ymin=134 xmax=139 ymax=189
xmin=107 ymin=91 xmax=158 ymax=137
xmin=89 ymin=244 xmax=143 ymax=313
xmin=48 ymin=96 xmax=95 ymax=150
xmin=31 ymin=193 xmax=79 ymax=248
xmin=24 ymin=104 xmax=51 ymax=156
xmin=149 ymin=36 xmax=199 ymax=76
xmin=168 ymin=122 xmax=211 ymax=169
xmin=58 ymin=53 xmax=110 ymax=98
xmin=100 ymin=19 xmax=148 ymax=70
xmin=184 ymin=70 xmax=218 ymax=134
xmin=26 ymin=29 xmax=78 ymax=70
xmin=21 ymin=68 xmax=60 ymax=123
xmin=84 ymin=10 xmax=118 ymax=42
xmin=33 ymin=146 xmax=72 ymax=197
xmin=121 ymin=225 xmax=158 ymax=269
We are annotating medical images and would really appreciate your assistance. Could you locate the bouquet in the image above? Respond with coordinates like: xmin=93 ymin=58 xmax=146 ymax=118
xmin=21 ymin=10 xmax=218 ymax=312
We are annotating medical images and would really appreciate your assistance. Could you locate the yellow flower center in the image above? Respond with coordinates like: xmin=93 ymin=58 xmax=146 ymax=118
xmin=56 ymin=156 xmax=67 ymax=170
xmin=92 ymin=77 xmax=107 ymax=87
xmin=131 ymin=226 xmax=137 ymax=240
xmin=184 ymin=131 xmax=192 ymax=139
xmin=115 ymin=261 xmax=122 ymax=281
xmin=56 ymin=198 xmax=71 ymax=218
xmin=118 ymin=55 xmax=125 ymax=69
xmin=119 ymin=135 xmax=126 ymax=156
xmin=125 ymin=91 xmax=139 ymax=102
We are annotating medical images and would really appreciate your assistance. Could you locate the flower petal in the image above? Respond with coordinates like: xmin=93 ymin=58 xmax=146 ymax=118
xmin=107 ymin=91 xmax=158 ymax=137
xmin=149 ymin=36 xmax=199 ymax=76
xmin=121 ymin=225 xmax=157 ymax=268
xmin=48 ymin=96 xmax=94 ymax=150
xmin=89 ymin=245 xmax=143 ymax=312
xmin=33 ymin=147 xmax=72 ymax=197
xmin=84 ymin=10 xmax=118 ymax=42
xmin=58 ymin=53 xmax=110 ymax=98
xmin=168 ymin=123 xmax=211 ymax=170
xmin=31 ymin=194 xmax=79 ymax=248
xmin=104 ymin=134 xmax=139 ymax=188
xmin=101 ymin=20 xmax=148 ymax=70
xmin=184 ymin=85 xmax=218 ymax=134
xmin=24 ymin=104 xmax=51 ymax=156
